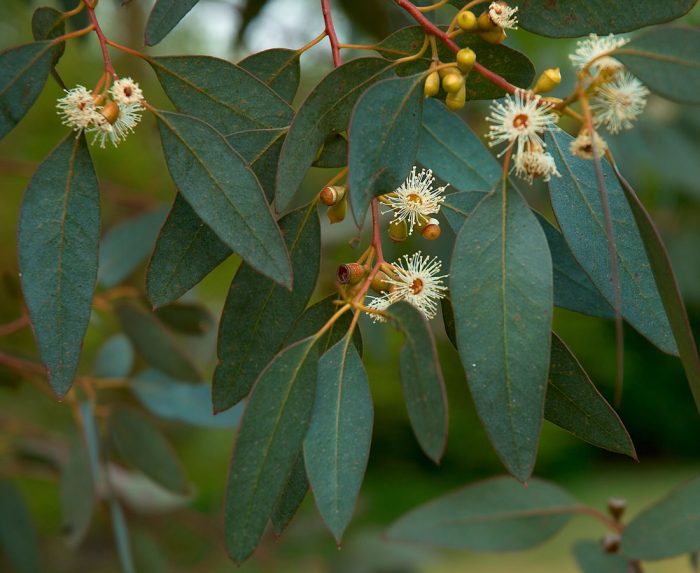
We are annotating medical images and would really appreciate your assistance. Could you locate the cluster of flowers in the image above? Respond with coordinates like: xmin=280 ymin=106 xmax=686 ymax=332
xmin=568 ymin=34 xmax=649 ymax=159
xmin=56 ymin=77 xmax=144 ymax=148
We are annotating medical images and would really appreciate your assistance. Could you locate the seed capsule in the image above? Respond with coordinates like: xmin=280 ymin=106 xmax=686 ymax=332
xmin=319 ymin=184 xmax=346 ymax=206
xmin=337 ymin=263 xmax=365 ymax=285
xmin=424 ymin=71 xmax=440 ymax=97
xmin=456 ymin=48 xmax=476 ymax=73
xmin=457 ymin=10 xmax=478 ymax=31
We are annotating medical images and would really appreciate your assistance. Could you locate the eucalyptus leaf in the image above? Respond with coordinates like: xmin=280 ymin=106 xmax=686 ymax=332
xmin=60 ymin=439 xmax=95 ymax=549
xmin=224 ymin=337 xmax=318 ymax=564
xmin=227 ymin=128 xmax=287 ymax=202
xmin=313 ymin=132 xmax=348 ymax=168
xmin=146 ymin=195 xmax=231 ymax=308
xmin=615 ymin=26 xmax=700 ymax=104
xmin=238 ymin=48 xmax=301 ymax=105
xmin=145 ymin=0 xmax=200 ymax=46
xmin=622 ymin=476 xmax=700 ymax=560
xmin=304 ymin=333 xmax=373 ymax=543
xmin=94 ymin=335 xmax=134 ymax=379
xmin=450 ymin=190 xmax=552 ymax=481
xmin=18 ymin=135 xmax=99 ymax=398
xmin=0 ymin=41 xmax=55 ymax=140
xmin=31 ymin=7 xmax=65 ymax=64
xmin=348 ymin=74 xmax=424 ymax=224
xmin=109 ymin=499 xmax=135 ymax=573
xmin=0 ymin=480 xmax=43 ymax=573
xmin=547 ymin=129 xmax=676 ymax=355
xmin=98 ymin=207 xmax=168 ymax=288
xmin=157 ymin=110 xmax=291 ymax=288
xmin=271 ymin=454 xmax=308 ymax=535
xmin=388 ymin=301 xmax=448 ymax=463
xmin=110 ymin=406 xmax=190 ymax=495
xmin=154 ymin=303 xmax=212 ymax=335
xmin=573 ymin=540 xmax=631 ymax=573
xmin=276 ymin=58 xmax=394 ymax=211
xmin=386 ymin=476 xmax=579 ymax=551
xmin=213 ymin=205 xmax=320 ymax=412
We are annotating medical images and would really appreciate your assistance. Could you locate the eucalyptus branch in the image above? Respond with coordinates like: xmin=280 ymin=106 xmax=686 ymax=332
xmin=321 ymin=0 xmax=342 ymax=68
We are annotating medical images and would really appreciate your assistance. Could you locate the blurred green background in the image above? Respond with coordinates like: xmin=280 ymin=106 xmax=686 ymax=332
xmin=1 ymin=0 xmax=700 ymax=571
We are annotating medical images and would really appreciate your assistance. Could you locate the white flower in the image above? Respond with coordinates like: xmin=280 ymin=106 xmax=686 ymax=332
xmin=513 ymin=149 xmax=560 ymax=183
xmin=386 ymin=252 xmax=448 ymax=320
xmin=486 ymin=89 xmax=558 ymax=157
xmin=56 ymin=86 xmax=102 ymax=132
xmin=489 ymin=1 xmax=518 ymax=29
xmin=87 ymin=101 xmax=144 ymax=148
xmin=365 ymin=294 xmax=391 ymax=323
xmin=590 ymin=72 xmax=649 ymax=134
xmin=569 ymin=129 xmax=609 ymax=160
xmin=383 ymin=166 xmax=447 ymax=235
xmin=109 ymin=77 xmax=144 ymax=106
xmin=569 ymin=34 xmax=629 ymax=75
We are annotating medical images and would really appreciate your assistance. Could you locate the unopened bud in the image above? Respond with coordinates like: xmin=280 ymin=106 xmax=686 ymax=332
xmin=601 ymin=533 xmax=621 ymax=554
xmin=438 ymin=65 xmax=460 ymax=79
xmin=480 ymin=27 xmax=507 ymax=44
xmin=337 ymin=263 xmax=365 ymax=285
xmin=388 ymin=218 xmax=408 ymax=242
xmin=420 ymin=218 xmax=441 ymax=240
xmin=424 ymin=71 xmax=440 ymax=97
xmin=100 ymin=100 xmax=120 ymax=124
xmin=371 ymin=271 xmax=391 ymax=293
xmin=327 ymin=195 xmax=347 ymax=224
xmin=456 ymin=48 xmax=476 ymax=73
xmin=607 ymin=498 xmax=626 ymax=521
xmin=442 ymin=72 xmax=464 ymax=94
xmin=457 ymin=10 xmax=478 ymax=32
xmin=319 ymin=185 xmax=346 ymax=206
xmin=533 ymin=68 xmax=562 ymax=94
xmin=445 ymin=83 xmax=466 ymax=111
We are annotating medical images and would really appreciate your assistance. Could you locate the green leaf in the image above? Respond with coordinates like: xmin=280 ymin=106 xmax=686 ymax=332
xmin=615 ymin=26 xmax=700 ymax=105
xmin=224 ymin=337 xmax=318 ymax=564
xmin=313 ymin=132 xmax=348 ymax=168
xmin=276 ymin=58 xmax=393 ymax=212
xmin=145 ymin=0 xmax=200 ymax=46
xmin=132 ymin=369 xmax=243 ymax=429
xmin=94 ymin=334 xmax=134 ymax=379
xmin=238 ymin=48 xmax=301 ymax=105
xmin=154 ymin=303 xmax=212 ymax=335
xmin=157 ymin=110 xmax=291 ymax=288
xmin=98 ymin=207 xmax=168 ymax=288
xmin=573 ymin=540 xmax=631 ymax=573
xmin=304 ymin=333 xmax=373 ymax=543
xmin=60 ymin=438 xmax=95 ymax=549
xmin=546 ymin=334 xmax=635 ymax=458
xmin=18 ymin=135 xmax=100 ymax=398
xmin=442 ymin=193 xmax=611 ymax=318
xmin=418 ymin=99 xmax=501 ymax=192
xmin=610 ymin=162 xmax=700 ymax=411
xmin=213 ymin=206 xmax=320 ymax=412
xmin=271 ymin=454 xmax=308 ymax=535
xmin=348 ymin=74 xmax=424 ymax=224
xmin=150 ymin=56 xmax=292 ymax=134
xmin=110 ymin=406 xmax=189 ymax=494
xmin=450 ymin=190 xmax=553 ymax=481
xmin=386 ymin=476 xmax=578 ymax=551
xmin=468 ymin=0 xmax=700 ymax=37
xmin=132 ymin=530 xmax=169 ymax=573
xmin=115 ymin=300 xmax=200 ymax=383
xmin=146 ymin=195 xmax=230 ymax=308
xmin=623 ymin=476 xmax=700 ymax=560
xmin=227 ymin=128 xmax=287 ymax=202
xmin=286 ymin=295 xmax=363 ymax=356
xmin=547 ymin=129 xmax=676 ymax=355
xmin=109 ymin=499 xmax=135 ymax=573
xmin=375 ymin=26 xmax=535 ymax=99
xmin=387 ymin=301 xmax=448 ymax=463
xmin=0 ymin=41 xmax=55 ymax=140
xmin=0 ymin=480 xmax=43 ymax=573
xmin=31 ymin=7 xmax=65 ymax=64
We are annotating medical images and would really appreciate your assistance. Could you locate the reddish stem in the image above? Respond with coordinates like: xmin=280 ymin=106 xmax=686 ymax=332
xmin=86 ymin=3 xmax=118 ymax=79
xmin=370 ymin=199 xmax=385 ymax=263
xmin=393 ymin=0 xmax=517 ymax=95
xmin=0 ymin=315 xmax=30 ymax=337
xmin=321 ymin=0 xmax=342 ymax=68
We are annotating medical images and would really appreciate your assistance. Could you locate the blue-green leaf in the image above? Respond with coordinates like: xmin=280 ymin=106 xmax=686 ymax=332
xmin=94 ymin=335 xmax=134 ymax=379
xmin=145 ymin=0 xmax=200 ymax=46
xmin=18 ymin=135 xmax=100 ymax=398
xmin=238 ymin=48 xmax=301 ymax=105
xmin=573 ymin=540 xmax=631 ymax=572
xmin=271 ymin=454 xmax=308 ymax=535
xmin=60 ymin=438 xmax=95 ymax=548
xmin=0 ymin=481 xmax=43 ymax=573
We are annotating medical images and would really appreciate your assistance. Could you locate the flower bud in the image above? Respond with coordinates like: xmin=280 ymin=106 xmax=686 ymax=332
xmin=371 ymin=271 xmax=391 ymax=293
xmin=420 ymin=218 xmax=441 ymax=240
xmin=388 ymin=218 xmax=408 ymax=242
xmin=337 ymin=263 xmax=365 ymax=285
xmin=601 ymin=533 xmax=621 ymax=554
xmin=457 ymin=10 xmax=478 ymax=32
xmin=445 ymin=83 xmax=466 ymax=111
xmin=456 ymin=48 xmax=476 ymax=73
xmin=424 ymin=71 xmax=440 ymax=97
xmin=319 ymin=184 xmax=346 ymax=206
xmin=438 ymin=65 xmax=460 ymax=79
xmin=442 ymin=72 xmax=464 ymax=94
xmin=100 ymin=99 xmax=120 ymax=124
xmin=480 ymin=27 xmax=507 ymax=44
xmin=327 ymin=195 xmax=347 ymax=224
xmin=533 ymin=68 xmax=562 ymax=94
xmin=478 ymin=10 xmax=496 ymax=30
xmin=607 ymin=498 xmax=626 ymax=521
